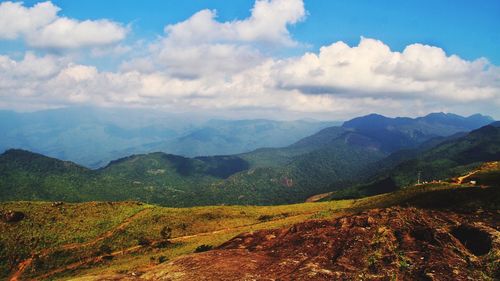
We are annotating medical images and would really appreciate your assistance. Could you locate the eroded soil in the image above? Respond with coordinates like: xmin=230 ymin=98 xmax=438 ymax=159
xmin=135 ymin=207 xmax=500 ymax=281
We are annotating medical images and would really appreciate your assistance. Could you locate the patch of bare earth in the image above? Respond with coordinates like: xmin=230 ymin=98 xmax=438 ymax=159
xmin=135 ymin=207 xmax=499 ymax=281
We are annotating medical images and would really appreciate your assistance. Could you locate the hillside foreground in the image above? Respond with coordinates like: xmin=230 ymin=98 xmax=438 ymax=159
xmin=0 ymin=163 xmax=499 ymax=280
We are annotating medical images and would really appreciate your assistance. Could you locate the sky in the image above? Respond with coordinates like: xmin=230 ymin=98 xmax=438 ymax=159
xmin=0 ymin=0 xmax=499 ymax=120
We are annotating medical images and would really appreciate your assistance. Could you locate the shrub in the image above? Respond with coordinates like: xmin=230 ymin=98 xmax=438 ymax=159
xmin=155 ymin=240 xmax=171 ymax=249
xmin=194 ymin=244 xmax=213 ymax=253
xmin=98 ymin=244 xmax=112 ymax=255
xmin=158 ymin=256 xmax=168 ymax=263
xmin=160 ymin=226 xmax=172 ymax=240
xmin=257 ymin=214 xmax=273 ymax=222
xmin=137 ymin=237 xmax=151 ymax=246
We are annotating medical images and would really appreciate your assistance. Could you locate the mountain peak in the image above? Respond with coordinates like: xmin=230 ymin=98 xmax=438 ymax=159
xmin=467 ymin=113 xmax=494 ymax=122
xmin=1 ymin=148 xmax=40 ymax=158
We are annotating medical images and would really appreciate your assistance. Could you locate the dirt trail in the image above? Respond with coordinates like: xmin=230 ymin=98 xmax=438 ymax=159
xmin=8 ymin=208 xmax=151 ymax=281
xmin=61 ymin=208 xmax=150 ymax=250
xmin=37 ymin=245 xmax=144 ymax=280
xmin=456 ymin=169 xmax=480 ymax=184
xmin=8 ymin=258 xmax=33 ymax=281
xmin=305 ymin=192 xmax=335 ymax=203
xmin=23 ymin=210 xmax=339 ymax=280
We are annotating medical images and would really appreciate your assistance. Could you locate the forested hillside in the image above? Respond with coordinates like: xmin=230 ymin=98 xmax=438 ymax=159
xmin=0 ymin=113 xmax=496 ymax=206
xmin=328 ymin=123 xmax=500 ymax=199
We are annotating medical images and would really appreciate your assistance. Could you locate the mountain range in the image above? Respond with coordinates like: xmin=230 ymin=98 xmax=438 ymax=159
xmin=0 ymin=111 xmax=496 ymax=207
xmin=0 ymin=107 xmax=337 ymax=168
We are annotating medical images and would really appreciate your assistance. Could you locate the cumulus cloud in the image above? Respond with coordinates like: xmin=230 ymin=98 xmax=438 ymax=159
xmin=114 ymin=0 xmax=308 ymax=108
xmin=274 ymin=38 xmax=500 ymax=103
xmin=0 ymin=0 xmax=499 ymax=119
xmin=2 ymin=37 xmax=499 ymax=120
xmin=0 ymin=1 xmax=127 ymax=49
xmin=122 ymin=0 xmax=305 ymax=78
xmin=164 ymin=0 xmax=305 ymax=46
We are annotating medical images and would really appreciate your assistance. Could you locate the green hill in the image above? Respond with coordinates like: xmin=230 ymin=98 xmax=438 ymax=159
xmin=327 ymin=124 xmax=500 ymax=199
xmin=0 ymin=113 xmax=496 ymax=206
xmin=0 ymin=150 xmax=254 ymax=206
xmin=391 ymin=125 xmax=500 ymax=185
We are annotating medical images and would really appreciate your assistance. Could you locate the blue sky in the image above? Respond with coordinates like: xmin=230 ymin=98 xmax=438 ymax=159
xmin=0 ymin=0 xmax=499 ymax=119
xmin=16 ymin=0 xmax=500 ymax=64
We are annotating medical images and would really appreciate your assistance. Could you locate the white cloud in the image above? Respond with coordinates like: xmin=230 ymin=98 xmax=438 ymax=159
xmin=1 ymin=38 xmax=499 ymax=120
xmin=0 ymin=1 xmax=58 ymax=39
xmin=273 ymin=38 xmax=500 ymax=103
xmin=164 ymin=0 xmax=305 ymax=46
xmin=27 ymin=18 xmax=127 ymax=49
xmin=123 ymin=0 xmax=305 ymax=78
xmin=0 ymin=0 xmax=499 ymax=120
xmin=0 ymin=1 xmax=127 ymax=49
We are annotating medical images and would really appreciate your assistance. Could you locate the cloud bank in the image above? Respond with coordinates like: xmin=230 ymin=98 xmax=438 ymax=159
xmin=0 ymin=0 xmax=499 ymax=119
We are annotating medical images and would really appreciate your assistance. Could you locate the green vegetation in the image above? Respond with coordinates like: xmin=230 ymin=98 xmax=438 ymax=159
xmin=0 ymin=128 xmax=385 ymax=206
xmin=2 ymin=114 xmax=497 ymax=207
xmin=327 ymin=125 xmax=500 ymax=200
xmin=1 ymin=164 xmax=498 ymax=280
xmin=391 ymin=125 xmax=500 ymax=186
xmin=0 ymin=199 xmax=354 ymax=279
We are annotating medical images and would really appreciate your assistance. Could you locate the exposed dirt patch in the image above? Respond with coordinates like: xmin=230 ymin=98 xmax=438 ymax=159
xmin=138 ymin=207 xmax=499 ymax=281
xmin=451 ymin=225 xmax=493 ymax=256
xmin=305 ymin=191 xmax=335 ymax=203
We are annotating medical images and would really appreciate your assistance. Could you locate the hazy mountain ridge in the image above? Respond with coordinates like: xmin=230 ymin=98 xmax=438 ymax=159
xmin=0 ymin=108 xmax=338 ymax=168
xmin=342 ymin=112 xmax=494 ymax=153
xmin=0 ymin=112 xmax=496 ymax=206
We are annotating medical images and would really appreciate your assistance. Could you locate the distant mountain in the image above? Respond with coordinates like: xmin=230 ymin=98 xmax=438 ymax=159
xmin=342 ymin=112 xmax=494 ymax=153
xmin=138 ymin=119 xmax=339 ymax=158
xmin=0 ymin=112 xmax=496 ymax=206
xmin=0 ymin=108 xmax=337 ymax=168
xmin=236 ymin=112 xmax=494 ymax=191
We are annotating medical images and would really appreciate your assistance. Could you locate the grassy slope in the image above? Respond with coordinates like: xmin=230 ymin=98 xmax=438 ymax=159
xmin=1 ymin=164 xmax=498 ymax=280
